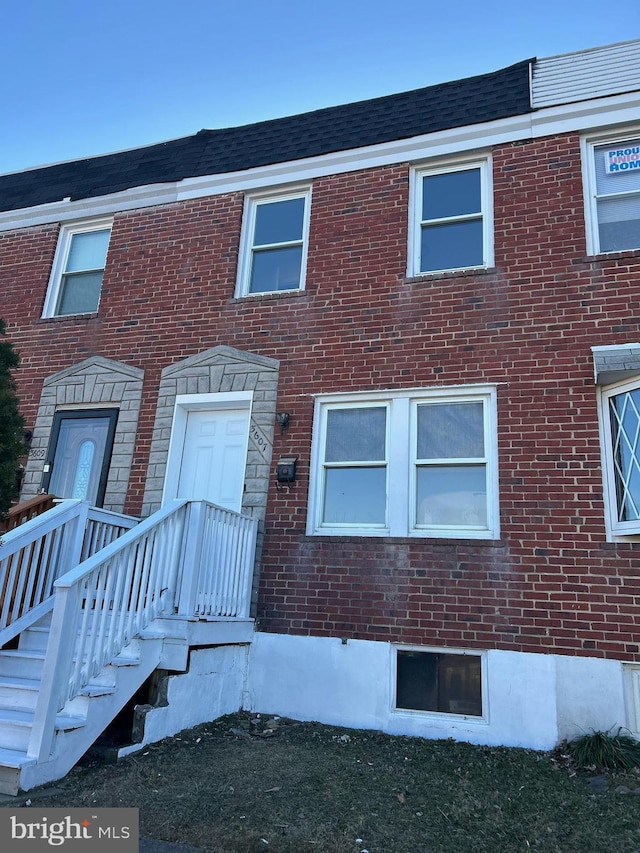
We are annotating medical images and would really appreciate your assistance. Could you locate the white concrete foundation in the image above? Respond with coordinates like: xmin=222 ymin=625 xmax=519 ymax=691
xmin=244 ymin=633 xmax=629 ymax=751
xmin=124 ymin=632 xmax=631 ymax=754
xmin=119 ymin=644 xmax=247 ymax=755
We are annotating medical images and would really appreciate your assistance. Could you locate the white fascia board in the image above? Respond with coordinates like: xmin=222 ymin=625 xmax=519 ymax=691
xmin=0 ymin=182 xmax=180 ymax=233
xmin=528 ymin=91 xmax=640 ymax=138
xmin=177 ymin=114 xmax=534 ymax=200
xmin=2 ymin=90 xmax=640 ymax=233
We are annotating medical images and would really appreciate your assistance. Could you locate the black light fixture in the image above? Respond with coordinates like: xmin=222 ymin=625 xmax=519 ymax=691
xmin=276 ymin=412 xmax=290 ymax=434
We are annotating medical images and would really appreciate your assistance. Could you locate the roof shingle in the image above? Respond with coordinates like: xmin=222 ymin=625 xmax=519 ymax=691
xmin=0 ymin=59 xmax=532 ymax=214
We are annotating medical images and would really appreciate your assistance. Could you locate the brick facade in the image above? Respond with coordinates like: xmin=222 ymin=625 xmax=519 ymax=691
xmin=2 ymin=131 xmax=640 ymax=662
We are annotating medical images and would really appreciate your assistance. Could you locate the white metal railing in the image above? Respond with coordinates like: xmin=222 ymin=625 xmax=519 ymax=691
xmin=0 ymin=501 xmax=137 ymax=647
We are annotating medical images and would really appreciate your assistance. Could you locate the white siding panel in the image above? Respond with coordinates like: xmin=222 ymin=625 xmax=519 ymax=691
xmin=532 ymin=40 xmax=640 ymax=108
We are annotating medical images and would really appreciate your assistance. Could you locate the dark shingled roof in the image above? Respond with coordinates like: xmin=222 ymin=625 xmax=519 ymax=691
xmin=0 ymin=59 xmax=533 ymax=214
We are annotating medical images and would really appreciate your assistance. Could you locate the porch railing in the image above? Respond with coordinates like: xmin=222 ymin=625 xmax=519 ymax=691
xmin=0 ymin=501 xmax=138 ymax=648
xmin=1 ymin=493 xmax=58 ymax=533
xmin=26 ymin=499 xmax=258 ymax=762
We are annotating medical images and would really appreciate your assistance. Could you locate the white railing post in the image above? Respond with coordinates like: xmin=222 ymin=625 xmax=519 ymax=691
xmin=56 ymin=501 xmax=90 ymax=578
xmin=239 ymin=517 xmax=259 ymax=618
xmin=27 ymin=584 xmax=80 ymax=761
xmin=176 ymin=501 xmax=206 ymax=617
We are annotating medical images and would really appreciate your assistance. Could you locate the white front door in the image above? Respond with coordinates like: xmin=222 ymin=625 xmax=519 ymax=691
xmin=175 ymin=408 xmax=250 ymax=512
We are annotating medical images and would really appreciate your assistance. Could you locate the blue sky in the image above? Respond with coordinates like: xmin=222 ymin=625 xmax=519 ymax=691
xmin=1 ymin=0 xmax=637 ymax=175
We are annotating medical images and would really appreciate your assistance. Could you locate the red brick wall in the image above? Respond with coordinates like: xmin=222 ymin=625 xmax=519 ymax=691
xmin=2 ymin=134 xmax=640 ymax=659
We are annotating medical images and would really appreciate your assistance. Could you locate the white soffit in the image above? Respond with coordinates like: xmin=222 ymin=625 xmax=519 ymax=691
xmin=532 ymin=39 xmax=640 ymax=108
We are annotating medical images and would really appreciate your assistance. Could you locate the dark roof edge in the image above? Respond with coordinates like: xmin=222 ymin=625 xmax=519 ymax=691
xmin=4 ymin=58 xmax=535 ymax=179
xmin=195 ymin=58 xmax=536 ymax=139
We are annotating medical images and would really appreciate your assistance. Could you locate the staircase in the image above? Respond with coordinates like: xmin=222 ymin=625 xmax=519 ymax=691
xmin=0 ymin=498 xmax=258 ymax=795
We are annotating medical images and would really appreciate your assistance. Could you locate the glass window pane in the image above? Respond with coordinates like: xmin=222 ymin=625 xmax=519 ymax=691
xmin=420 ymin=219 xmax=483 ymax=272
xmin=594 ymin=141 xmax=640 ymax=196
xmin=49 ymin=417 xmax=111 ymax=505
xmin=66 ymin=229 xmax=111 ymax=272
xmin=597 ymin=195 xmax=640 ymax=252
xmin=416 ymin=464 xmax=487 ymax=527
xmin=422 ymin=169 xmax=481 ymax=220
xmin=396 ymin=651 xmax=482 ymax=716
xmin=323 ymin=467 xmax=386 ymax=524
xmin=610 ymin=390 xmax=640 ymax=521
xmin=57 ymin=271 xmax=103 ymax=314
xmin=325 ymin=407 xmax=386 ymax=462
xmin=417 ymin=402 xmax=484 ymax=459
xmin=254 ymin=198 xmax=305 ymax=246
xmin=249 ymin=246 xmax=302 ymax=292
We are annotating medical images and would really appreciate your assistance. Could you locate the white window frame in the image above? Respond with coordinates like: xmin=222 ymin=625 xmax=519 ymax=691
xmin=408 ymin=157 xmax=493 ymax=276
xmin=391 ymin=644 xmax=488 ymax=723
xmin=235 ymin=186 xmax=311 ymax=297
xmin=597 ymin=375 xmax=640 ymax=539
xmin=582 ymin=128 xmax=640 ymax=256
xmin=307 ymin=385 xmax=499 ymax=539
xmin=42 ymin=217 xmax=113 ymax=318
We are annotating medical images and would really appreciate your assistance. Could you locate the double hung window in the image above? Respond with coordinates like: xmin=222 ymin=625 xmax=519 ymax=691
xmin=308 ymin=386 xmax=499 ymax=539
xmin=43 ymin=219 xmax=112 ymax=317
xmin=410 ymin=159 xmax=492 ymax=275
xmin=584 ymin=135 xmax=640 ymax=254
xmin=237 ymin=188 xmax=311 ymax=295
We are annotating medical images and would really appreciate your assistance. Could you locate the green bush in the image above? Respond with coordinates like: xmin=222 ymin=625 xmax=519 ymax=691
xmin=0 ymin=318 xmax=25 ymax=518
xmin=567 ymin=726 xmax=640 ymax=770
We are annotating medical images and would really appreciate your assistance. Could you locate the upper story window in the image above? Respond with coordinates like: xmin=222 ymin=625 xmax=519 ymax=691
xmin=236 ymin=188 xmax=311 ymax=296
xmin=584 ymin=134 xmax=640 ymax=255
xmin=43 ymin=219 xmax=112 ymax=317
xmin=409 ymin=159 xmax=493 ymax=275
xmin=599 ymin=376 xmax=640 ymax=538
xmin=307 ymin=385 xmax=499 ymax=540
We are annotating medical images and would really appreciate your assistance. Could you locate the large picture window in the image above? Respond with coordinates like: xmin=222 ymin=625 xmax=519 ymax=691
xmin=410 ymin=160 xmax=492 ymax=275
xmin=584 ymin=135 xmax=640 ymax=255
xmin=43 ymin=219 xmax=112 ymax=317
xmin=307 ymin=386 xmax=499 ymax=539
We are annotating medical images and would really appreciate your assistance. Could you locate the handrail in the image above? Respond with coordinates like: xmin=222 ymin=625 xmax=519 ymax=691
xmin=0 ymin=501 xmax=138 ymax=648
xmin=1 ymin=494 xmax=58 ymax=533
xmin=23 ymin=498 xmax=258 ymax=764
xmin=28 ymin=499 xmax=190 ymax=762
xmin=0 ymin=501 xmax=88 ymax=647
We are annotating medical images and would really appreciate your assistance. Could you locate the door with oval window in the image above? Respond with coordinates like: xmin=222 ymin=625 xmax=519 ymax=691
xmin=43 ymin=409 xmax=118 ymax=507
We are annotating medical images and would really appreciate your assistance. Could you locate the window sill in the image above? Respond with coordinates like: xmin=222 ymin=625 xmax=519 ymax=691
xmin=403 ymin=266 xmax=495 ymax=284
xmin=38 ymin=312 xmax=99 ymax=323
xmin=232 ymin=288 xmax=306 ymax=302
xmin=585 ymin=247 xmax=640 ymax=263
xmin=304 ymin=532 xmax=504 ymax=547
xmin=391 ymin=707 xmax=488 ymax=725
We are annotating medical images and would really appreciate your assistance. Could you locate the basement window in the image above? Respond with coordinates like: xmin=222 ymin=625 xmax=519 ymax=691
xmin=395 ymin=648 xmax=484 ymax=717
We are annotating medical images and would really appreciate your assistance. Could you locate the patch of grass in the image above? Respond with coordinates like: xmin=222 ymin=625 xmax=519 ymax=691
xmin=3 ymin=713 xmax=640 ymax=852
xmin=567 ymin=727 xmax=640 ymax=771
